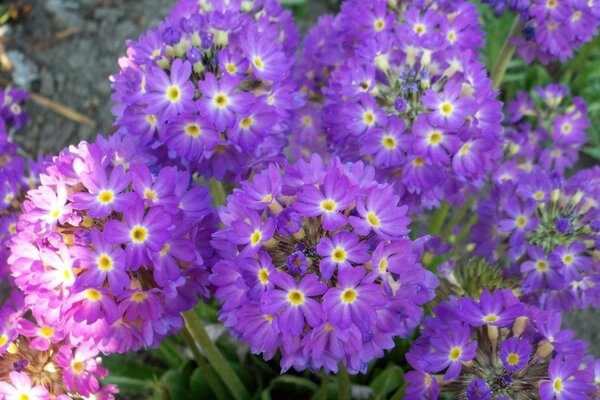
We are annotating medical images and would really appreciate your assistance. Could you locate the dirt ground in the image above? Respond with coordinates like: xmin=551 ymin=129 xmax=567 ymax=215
xmin=1 ymin=0 xmax=598 ymax=356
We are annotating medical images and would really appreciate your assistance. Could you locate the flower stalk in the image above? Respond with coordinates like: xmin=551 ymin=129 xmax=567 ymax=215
xmin=491 ymin=16 xmax=523 ymax=89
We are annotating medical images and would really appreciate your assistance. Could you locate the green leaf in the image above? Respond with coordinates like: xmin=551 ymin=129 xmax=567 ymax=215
xmin=190 ymin=367 xmax=217 ymax=398
xmin=163 ymin=370 xmax=193 ymax=400
xmin=278 ymin=0 xmax=308 ymax=6
xmin=102 ymin=354 xmax=165 ymax=396
xmin=369 ymin=365 xmax=404 ymax=399
xmin=262 ymin=375 xmax=319 ymax=400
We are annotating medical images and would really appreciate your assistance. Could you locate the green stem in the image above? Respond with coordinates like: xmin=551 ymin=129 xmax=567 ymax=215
xmin=338 ymin=364 xmax=351 ymax=400
xmin=181 ymin=330 xmax=230 ymax=400
xmin=428 ymin=202 xmax=449 ymax=236
xmin=182 ymin=310 xmax=249 ymax=400
xmin=490 ymin=16 xmax=523 ymax=90
xmin=441 ymin=197 xmax=473 ymax=240
xmin=315 ymin=375 xmax=330 ymax=400
xmin=210 ymin=178 xmax=228 ymax=206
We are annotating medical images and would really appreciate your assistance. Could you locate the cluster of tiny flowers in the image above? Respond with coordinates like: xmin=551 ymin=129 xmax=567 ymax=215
xmin=482 ymin=0 xmax=600 ymax=64
xmin=0 ymin=291 xmax=118 ymax=400
xmin=111 ymin=0 xmax=299 ymax=183
xmin=295 ymin=0 xmax=504 ymax=210
xmin=472 ymin=164 xmax=600 ymax=311
xmin=210 ymin=155 xmax=438 ymax=373
xmin=0 ymin=88 xmax=45 ymax=278
xmin=405 ymin=290 xmax=597 ymax=399
xmin=502 ymin=84 xmax=589 ymax=176
xmin=8 ymin=138 xmax=216 ymax=354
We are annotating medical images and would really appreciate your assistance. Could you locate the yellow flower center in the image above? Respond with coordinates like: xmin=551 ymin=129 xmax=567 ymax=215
xmin=132 ymin=292 xmax=147 ymax=302
xmin=50 ymin=209 xmax=61 ymax=220
xmin=97 ymin=254 xmax=113 ymax=271
xmin=324 ymin=323 xmax=334 ymax=331
xmin=547 ymin=0 xmax=558 ymax=9
xmin=86 ymin=289 xmax=102 ymax=301
xmin=146 ymin=114 xmax=157 ymax=126
xmin=483 ymin=313 xmax=499 ymax=323
xmin=533 ymin=191 xmax=545 ymax=200
xmin=40 ymin=326 xmax=54 ymax=338
xmin=250 ymin=229 xmax=262 ymax=246
xmin=515 ymin=216 xmax=527 ymax=228
xmin=414 ymin=24 xmax=426 ymax=35
xmin=561 ymin=122 xmax=572 ymax=134
xmin=363 ymin=111 xmax=375 ymax=125
xmin=130 ymin=225 xmax=149 ymax=243
xmin=553 ymin=378 xmax=563 ymax=393
xmin=97 ymin=190 xmax=114 ymax=205
xmin=374 ymin=18 xmax=385 ymax=31
xmin=253 ymin=56 xmax=265 ymax=70
xmin=428 ymin=131 xmax=443 ymax=145
xmin=366 ymin=211 xmax=381 ymax=227
xmin=263 ymin=314 xmax=274 ymax=323
xmin=8 ymin=223 xmax=16 ymax=234
xmin=447 ymin=30 xmax=456 ymax=43
xmin=413 ymin=156 xmax=425 ymax=167
xmin=160 ymin=243 xmax=170 ymax=256
xmin=287 ymin=290 xmax=305 ymax=305
xmin=379 ymin=257 xmax=388 ymax=273
xmin=332 ymin=247 xmax=347 ymax=263
xmin=150 ymin=49 xmax=161 ymax=59
xmin=341 ymin=288 xmax=358 ymax=304
xmin=562 ymin=254 xmax=574 ymax=265
xmin=144 ymin=188 xmax=158 ymax=202
xmin=240 ymin=117 xmax=254 ymax=129
xmin=449 ymin=346 xmax=462 ymax=361
xmin=382 ymin=135 xmax=397 ymax=150
xmin=20 ymin=394 xmax=30 ymax=400
xmin=440 ymin=102 xmax=453 ymax=116
xmin=572 ymin=10 xmax=582 ymax=22
xmin=0 ymin=334 xmax=8 ymax=347
xmin=302 ymin=116 xmax=313 ymax=127
xmin=71 ymin=360 xmax=85 ymax=374
xmin=4 ymin=192 xmax=14 ymax=204
xmin=424 ymin=373 xmax=432 ymax=387
xmin=167 ymin=86 xmax=181 ymax=102
xmin=536 ymin=261 xmax=549 ymax=272
xmin=258 ymin=268 xmax=269 ymax=284
xmin=320 ymin=199 xmax=337 ymax=212
xmin=458 ymin=143 xmax=471 ymax=155
xmin=214 ymin=94 xmax=229 ymax=108
xmin=506 ymin=353 xmax=520 ymax=366
xmin=262 ymin=194 xmax=273 ymax=203
xmin=225 ymin=63 xmax=237 ymax=74
xmin=185 ymin=123 xmax=202 ymax=137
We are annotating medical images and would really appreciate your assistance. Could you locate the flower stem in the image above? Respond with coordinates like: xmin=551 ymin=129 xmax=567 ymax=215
xmin=210 ymin=178 xmax=228 ymax=206
xmin=181 ymin=329 xmax=229 ymax=400
xmin=490 ymin=16 xmax=523 ymax=90
xmin=182 ymin=310 xmax=249 ymax=400
xmin=338 ymin=364 xmax=351 ymax=400
xmin=428 ymin=202 xmax=449 ymax=236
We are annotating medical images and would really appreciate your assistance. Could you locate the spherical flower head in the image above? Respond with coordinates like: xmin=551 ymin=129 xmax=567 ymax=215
xmin=110 ymin=0 xmax=299 ymax=183
xmin=10 ymin=138 xmax=216 ymax=354
xmin=472 ymin=164 xmax=600 ymax=311
xmin=503 ymin=84 xmax=589 ymax=175
xmin=308 ymin=0 xmax=503 ymax=211
xmin=211 ymin=155 xmax=438 ymax=373
xmin=406 ymin=290 xmax=595 ymax=399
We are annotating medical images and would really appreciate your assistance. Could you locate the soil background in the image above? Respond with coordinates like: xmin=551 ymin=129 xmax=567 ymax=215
xmin=1 ymin=0 xmax=598 ymax=356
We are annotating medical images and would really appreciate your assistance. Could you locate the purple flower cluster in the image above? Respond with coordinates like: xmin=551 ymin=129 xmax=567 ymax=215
xmin=503 ymin=84 xmax=589 ymax=176
xmin=405 ymin=290 xmax=596 ymax=399
xmin=111 ymin=0 xmax=300 ymax=183
xmin=295 ymin=0 xmax=504 ymax=210
xmin=210 ymin=155 xmax=438 ymax=373
xmin=0 ymin=291 xmax=118 ymax=399
xmin=483 ymin=0 xmax=600 ymax=64
xmin=9 ymin=137 xmax=216 ymax=354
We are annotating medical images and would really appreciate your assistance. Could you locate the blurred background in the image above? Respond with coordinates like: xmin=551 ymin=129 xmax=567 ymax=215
xmin=0 ymin=0 xmax=598 ymax=392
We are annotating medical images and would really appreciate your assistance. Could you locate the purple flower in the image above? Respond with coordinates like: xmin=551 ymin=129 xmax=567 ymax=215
xmin=322 ymin=267 xmax=384 ymax=331
xmin=144 ymin=59 xmax=195 ymax=119
xmin=500 ymin=337 xmax=532 ymax=372
xmin=349 ymin=185 xmax=410 ymax=240
xmin=241 ymin=27 xmax=289 ymax=82
xmin=197 ymin=73 xmax=252 ymax=132
xmin=294 ymin=171 xmax=356 ymax=231
xmin=466 ymin=378 xmax=491 ymax=400
xmin=460 ymin=290 xmax=525 ymax=327
xmin=540 ymin=357 xmax=595 ymax=400
xmin=261 ymin=273 xmax=327 ymax=335
xmin=426 ymin=322 xmax=477 ymax=380
xmin=0 ymin=371 xmax=49 ymax=400
xmin=103 ymin=200 xmax=172 ymax=269
xmin=423 ymin=80 xmax=476 ymax=129
xmin=316 ymin=231 xmax=370 ymax=279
